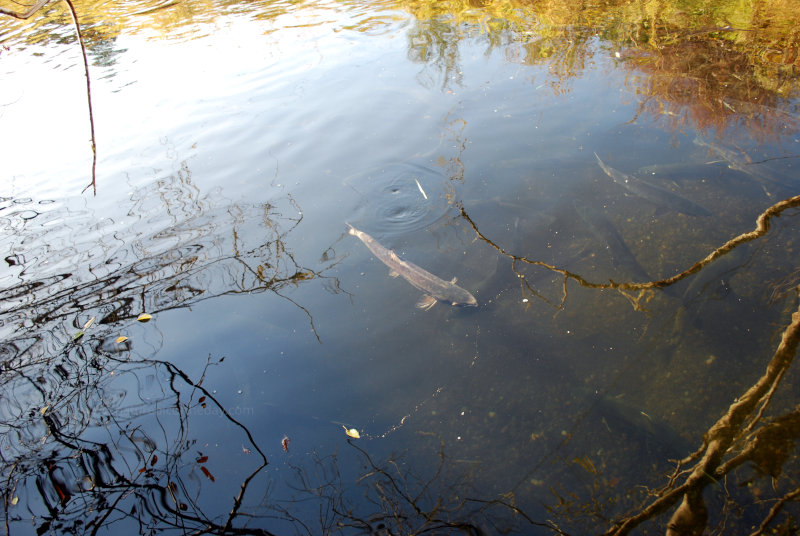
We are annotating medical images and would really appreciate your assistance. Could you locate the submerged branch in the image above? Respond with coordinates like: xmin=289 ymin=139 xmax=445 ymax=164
xmin=460 ymin=194 xmax=800 ymax=303
xmin=603 ymin=289 xmax=800 ymax=535
xmin=749 ymin=485 xmax=800 ymax=536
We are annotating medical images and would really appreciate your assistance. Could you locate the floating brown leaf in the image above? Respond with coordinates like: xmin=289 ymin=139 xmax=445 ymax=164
xmin=200 ymin=466 xmax=215 ymax=482
xmin=196 ymin=455 xmax=208 ymax=464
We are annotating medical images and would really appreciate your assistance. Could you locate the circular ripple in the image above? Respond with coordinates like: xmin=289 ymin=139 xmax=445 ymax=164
xmin=344 ymin=162 xmax=457 ymax=236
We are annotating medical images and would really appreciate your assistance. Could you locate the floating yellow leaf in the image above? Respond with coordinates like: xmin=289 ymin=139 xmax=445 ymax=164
xmin=73 ymin=331 xmax=84 ymax=340
xmin=83 ymin=317 xmax=95 ymax=330
xmin=10 ymin=496 xmax=18 ymax=506
xmin=342 ymin=426 xmax=361 ymax=439
xmin=115 ymin=336 xmax=129 ymax=344
xmin=137 ymin=313 xmax=152 ymax=322
xmin=40 ymin=406 xmax=49 ymax=415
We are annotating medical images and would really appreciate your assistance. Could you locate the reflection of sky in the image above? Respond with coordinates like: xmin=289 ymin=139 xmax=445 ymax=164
xmin=0 ymin=2 xmax=407 ymax=199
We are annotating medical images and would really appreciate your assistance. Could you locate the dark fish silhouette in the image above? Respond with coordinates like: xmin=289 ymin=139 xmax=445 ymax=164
xmin=693 ymin=136 xmax=792 ymax=198
xmin=594 ymin=152 xmax=712 ymax=217
xmin=573 ymin=200 xmax=653 ymax=283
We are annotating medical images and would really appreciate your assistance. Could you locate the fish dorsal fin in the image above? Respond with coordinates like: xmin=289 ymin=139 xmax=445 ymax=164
xmin=415 ymin=294 xmax=437 ymax=311
xmin=450 ymin=277 xmax=458 ymax=284
xmin=389 ymin=269 xmax=400 ymax=278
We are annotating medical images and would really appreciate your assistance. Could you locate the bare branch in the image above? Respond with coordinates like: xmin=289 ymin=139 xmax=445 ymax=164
xmin=0 ymin=0 xmax=50 ymax=19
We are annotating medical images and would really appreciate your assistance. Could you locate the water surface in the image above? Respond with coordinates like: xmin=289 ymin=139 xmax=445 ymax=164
xmin=1 ymin=0 xmax=799 ymax=533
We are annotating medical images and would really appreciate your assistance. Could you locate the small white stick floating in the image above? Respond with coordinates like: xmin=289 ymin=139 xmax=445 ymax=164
xmin=414 ymin=177 xmax=428 ymax=200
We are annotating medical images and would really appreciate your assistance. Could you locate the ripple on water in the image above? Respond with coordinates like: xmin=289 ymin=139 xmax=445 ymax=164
xmin=344 ymin=161 xmax=459 ymax=237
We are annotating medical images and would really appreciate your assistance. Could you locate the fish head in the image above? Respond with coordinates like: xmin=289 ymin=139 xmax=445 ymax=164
xmin=453 ymin=292 xmax=478 ymax=307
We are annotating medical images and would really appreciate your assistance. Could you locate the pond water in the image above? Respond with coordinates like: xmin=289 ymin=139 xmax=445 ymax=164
xmin=1 ymin=0 xmax=799 ymax=534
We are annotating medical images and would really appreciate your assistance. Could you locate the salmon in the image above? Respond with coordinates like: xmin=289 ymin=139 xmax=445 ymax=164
xmin=346 ymin=223 xmax=477 ymax=310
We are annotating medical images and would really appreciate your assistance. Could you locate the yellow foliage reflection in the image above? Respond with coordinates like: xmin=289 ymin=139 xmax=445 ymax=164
xmin=392 ymin=0 xmax=799 ymax=136
xmin=2 ymin=0 xmax=796 ymax=138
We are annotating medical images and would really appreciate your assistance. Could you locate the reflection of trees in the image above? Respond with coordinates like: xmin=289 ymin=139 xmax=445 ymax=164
xmin=273 ymin=436 xmax=567 ymax=535
xmin=397 ymin=0 xmax=799 ymax=135
xmin=0 ymin=164 xmax=333 ymax=337
xmin=2 ymin=352 xmax=274 ymax=534
xmin=6 ymin=0 xmax=798 ymax=148
xmin=621 ymin=38 xmax=800 ymax=141
xmin=407 ymin=18 xmax=465 ymax=91
xmin=604 ymin=0 xmax=799 ymax=139
xmin=0 ymin=158 xmax=341 ymax=533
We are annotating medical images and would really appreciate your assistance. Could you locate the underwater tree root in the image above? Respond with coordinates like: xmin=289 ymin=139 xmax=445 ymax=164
xmin=601 ymin=290 xmax=800 ymax=536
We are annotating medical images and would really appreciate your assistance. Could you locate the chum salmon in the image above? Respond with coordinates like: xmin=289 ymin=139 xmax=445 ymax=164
xmin=347 ymin=223 xmax=477 ymax=310
xmin=594 ymin=152 xmax=712 ymax=217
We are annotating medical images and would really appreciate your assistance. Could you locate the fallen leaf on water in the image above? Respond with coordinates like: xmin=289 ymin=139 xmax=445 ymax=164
xmin=10 ymin=496 xmax=18 ymax=506
xmin=196 ymin=456 xmax=208 ymax=464
xmin=137 ymin=313 xmax=152 ymax=322
xmin=342 ymin=426 xmax=361 ymax=439
xmin=40 ymin=406 xmax=49 ymax=415
xmin=115 ymin=336 xmax=128 ymax=344
xmin=83 ymin=317 xmax=95 ymax=330
xmin=200 ymin=466 xmax=215 ymax=482
xmin=151 ymin=454 xmax=158 ymax=466
xmin=73 ymin=331 xmax=84 ymax=340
